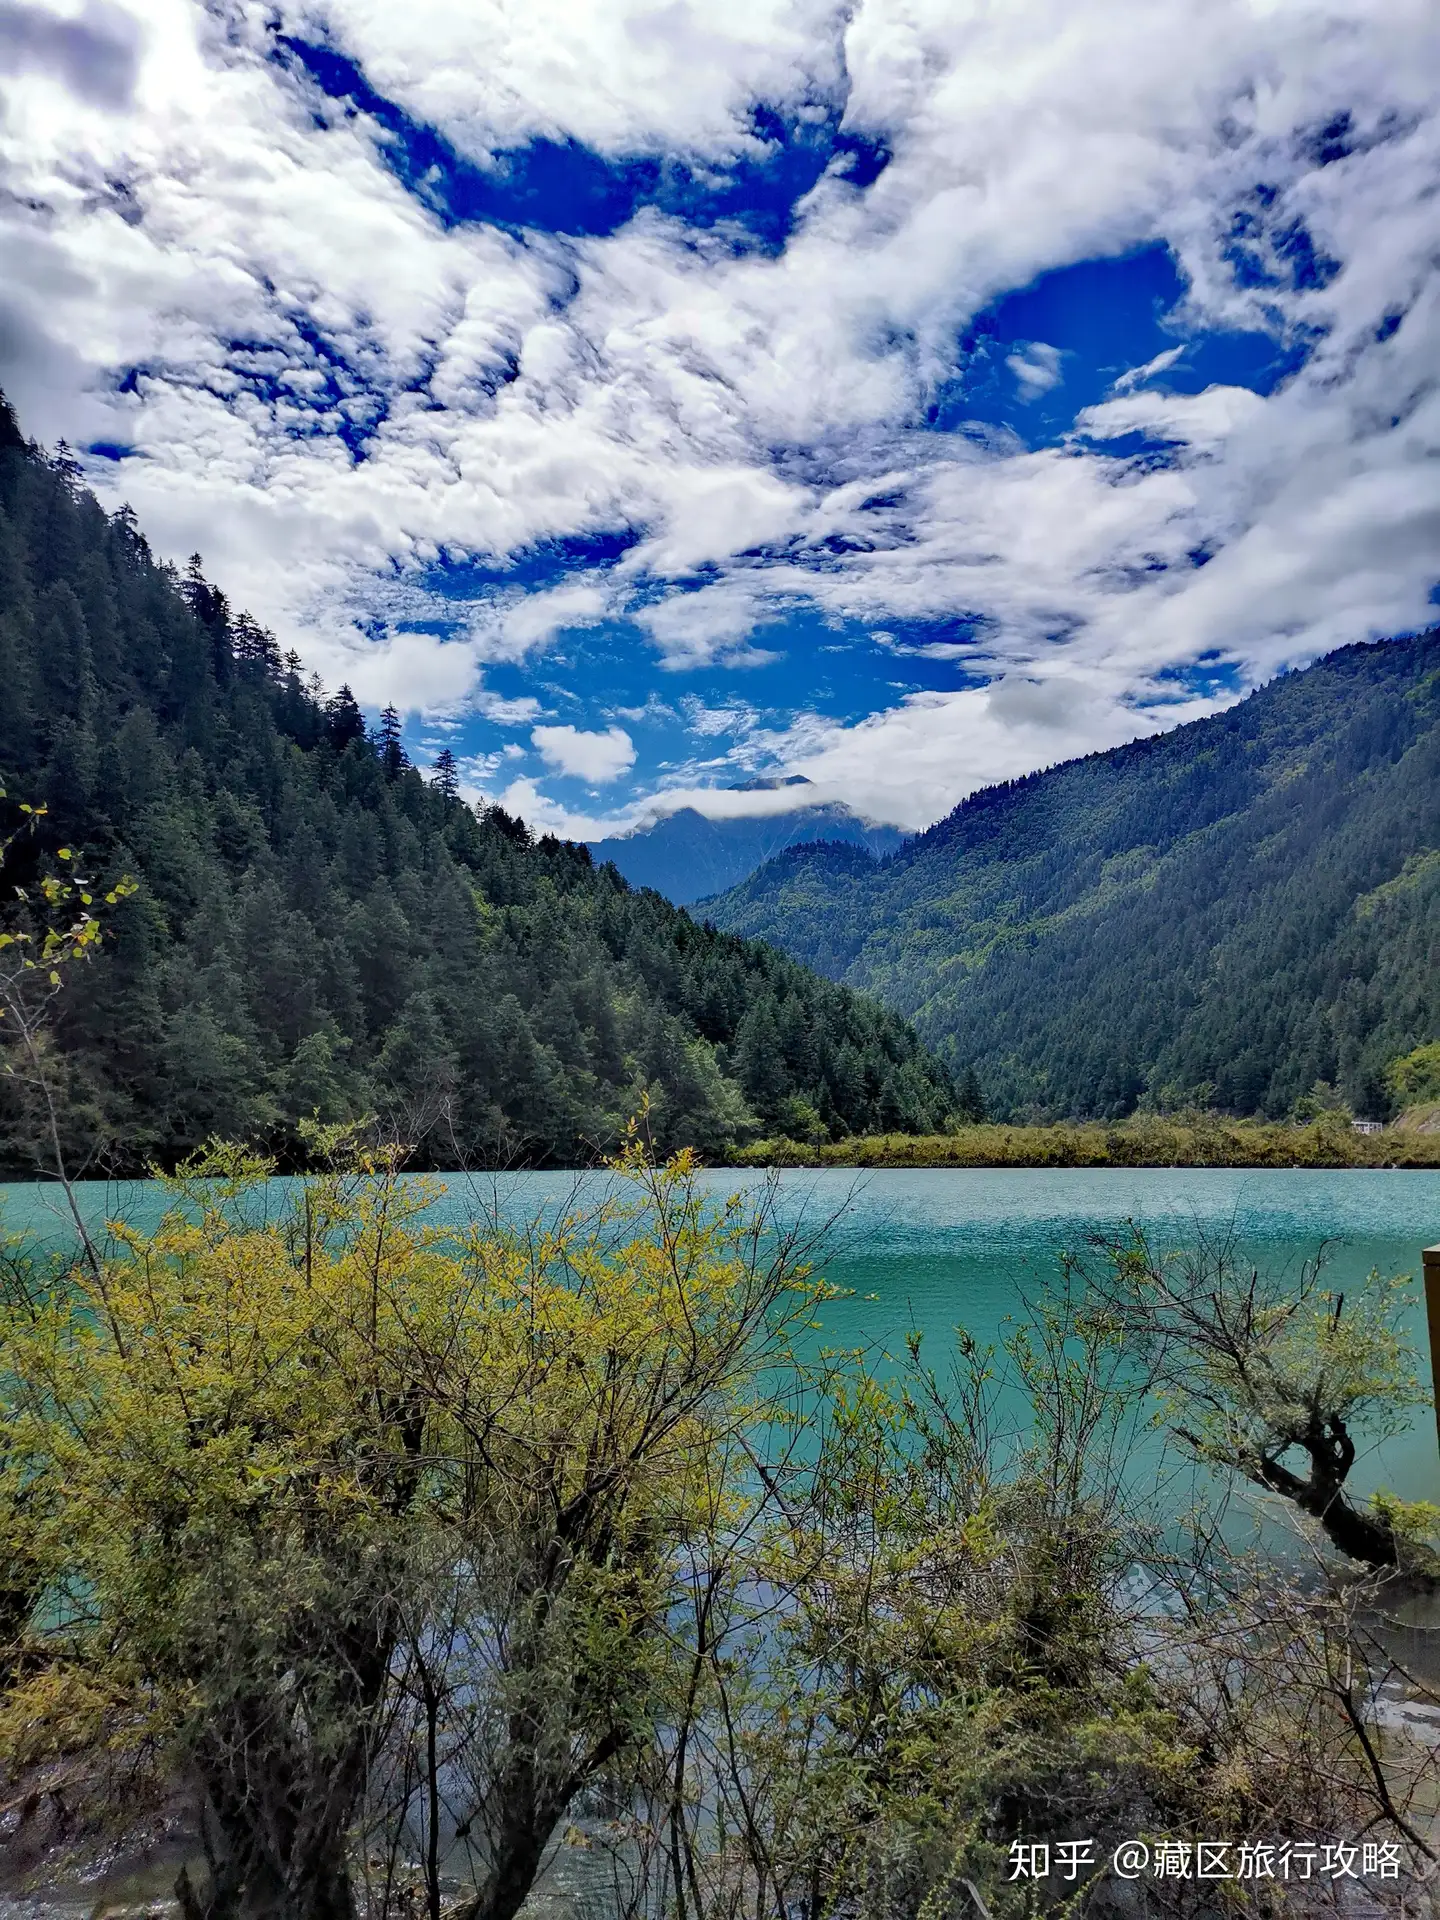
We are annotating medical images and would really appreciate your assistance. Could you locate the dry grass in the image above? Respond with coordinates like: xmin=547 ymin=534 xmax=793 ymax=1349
xmin=726 ymin=1113 xmax=1440 ymax=1170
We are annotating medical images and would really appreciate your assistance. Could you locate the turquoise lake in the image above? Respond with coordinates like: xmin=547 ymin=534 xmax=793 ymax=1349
xmin=4 ymin=1165 xmax=1438 ymax=1503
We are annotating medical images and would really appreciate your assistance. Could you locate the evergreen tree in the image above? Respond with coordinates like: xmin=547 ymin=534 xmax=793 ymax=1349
xmin=375 ymin=990 xmax=460 ymax=1132
xmin=376 ymin=705 xmax=407 ymax=780
xmin=954 ymin=1065 xmax=987 ymax=1124
xmin=282 ymin=1026 xmax=358 ymax=1124
xmin=432 ymin=746 xmax=460 ymax=802
xmin=326 ymin=685 xmax=366 ymax=749
xmin=734 ymin=999 xmax=788 ymax=1126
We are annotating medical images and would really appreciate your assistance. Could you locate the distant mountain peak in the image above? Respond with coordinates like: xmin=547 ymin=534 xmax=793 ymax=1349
xmin=726 ymin=774 xmax=814 ymax=792
xmin=589 ymin=797 xmax=902 ymax=906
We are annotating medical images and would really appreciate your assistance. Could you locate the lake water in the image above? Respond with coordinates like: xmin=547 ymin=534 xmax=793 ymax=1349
xmin=4 ymin=1165 xmax=1438 ymax=1502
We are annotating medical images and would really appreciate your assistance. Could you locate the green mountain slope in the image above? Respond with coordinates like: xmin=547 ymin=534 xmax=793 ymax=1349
xmin=705 ymin=632 xmax=1440 ymax=1121
xmin=0 ymin=397 xmax=953 ymax=1171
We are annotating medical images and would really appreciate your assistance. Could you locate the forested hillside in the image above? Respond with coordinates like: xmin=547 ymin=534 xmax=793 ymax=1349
xmin=707 ymin=633 xmax=1440 ymax=1122
xmin=0 ymin=396 xmax=953 ymax=1172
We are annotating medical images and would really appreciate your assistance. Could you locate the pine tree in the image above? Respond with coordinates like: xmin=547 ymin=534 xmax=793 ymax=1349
xmin=232 ymin=612 xmax=278 ymax=676
xmin=182 ymin=553 xmax=230 ymax=644
xmin=432 ymin=746 xmax=460 ymax=802
xmin=326 ymin=685 xmax=366 ymax=749
xmin=734 ymin=999 xmax=788 ymax=1125
xmin=955 ymin=1065 xmax=987 ymax=1124
xmin=377 ymin=705 xmax=407 ymax=780
xmin=52 ymin=439 xmax=83 ymax=491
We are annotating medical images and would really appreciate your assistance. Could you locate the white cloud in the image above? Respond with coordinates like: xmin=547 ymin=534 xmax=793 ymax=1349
xmin=451 ymin=747 xmax=510 ymax=795
xmin=1111 ymin=343 xmax=1185 ymax=395
xmin=611 ymin=693 xmax=679 ymax=725
xmin=621 ymin=464 xmax=812 ymax=577
xmin=2 ymin=0 xmax=1438 ymax=830
xmin=290 ymin=0 xmax=842 ymax=163
xmin=463 ymin=578 xmax=616 ymax=664
xmin=680 ymin=696 xmax=762 ymax=740
xmin=480 ymin=773 xmax=892 ymax=843
xmin=1075 ymin=383 xmax=1266 ymax=448
xmin=530 ymin=722 xmax=637 ymax=783
xmin=330 ymin=628 xmax=483 ymax=713
xmin=0 ymin=0 xmax=144 ymax=108
xmin=486 ymin=775 xmax=610 ymax=839
xmin=1006 ymin=341 xmax=1063 ymax=399
xmin=756 ymin=677 xmax=1190 ymax=830
xmin=475 ymin=686 xmax=545 ymax=726
xmin=638 ymin=582 xmax=787 ymax=670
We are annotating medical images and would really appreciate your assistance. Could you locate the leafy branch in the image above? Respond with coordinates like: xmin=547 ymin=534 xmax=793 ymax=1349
xmin=0 ymin=788 xmax=136 ymax=1259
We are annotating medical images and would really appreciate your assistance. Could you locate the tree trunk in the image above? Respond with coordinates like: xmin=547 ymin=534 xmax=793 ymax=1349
xmin=185 ymin=1710 xmax=368 ymax=1920
xmin=1255 ymin=1452 xmax=1401 ymax=1569
xmin=176 ymin=1832 xmax=357 ymax=1920
xmin=459 ymin=1822 xmax=561 ymax=1920
xmin=279 ymin=1835 xmax=358 ymax=1920
xmin=1298 ymin=1481 xmax=1402 ymax=1568
xmin=175 ymin=1856 xmax=243 ymax=1920
xmin=452 ymin=1751 xmax=575 ymax=1920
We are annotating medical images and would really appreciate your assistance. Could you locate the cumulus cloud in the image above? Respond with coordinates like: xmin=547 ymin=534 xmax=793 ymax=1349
xmin=294 ymin=0 xmax=843 ymax=162
xmin=330 ymin=629 xmax=484 ymax=714
xmin=2 ymin=0 xmax=1438 ymax=829
xmin=475 ymin=686 xmax=546 ymax=726
xmin=1075 ymin=383 xmax=1266 ymax=449
xmin=531 ymin=722 xmax=637 ymax=783
xmin=464 ymin=579 xmax=616 ymax=663
xmin=1006 ymin=341 xmax=1064 ymax=400
xmin=758 ymin=677 xmax=1187 ymax=830
xmin=484 ymin=775 xmax=620 ymax=840
xmin=0 ymin=0 xmax=142 ymax=109
xmin=637 ymin=582 xmax=787 ymax=670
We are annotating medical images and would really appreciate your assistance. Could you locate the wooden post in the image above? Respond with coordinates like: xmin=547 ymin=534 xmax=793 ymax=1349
xmin=1426 ymin=1247 xmax=1440 ymax=1465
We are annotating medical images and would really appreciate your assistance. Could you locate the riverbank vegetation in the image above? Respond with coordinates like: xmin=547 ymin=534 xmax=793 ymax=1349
xmin=729 ymin=1109 xmax=1440 ymax=1168
xmin=1 ymin=1134 xmax=1437 ymax=1919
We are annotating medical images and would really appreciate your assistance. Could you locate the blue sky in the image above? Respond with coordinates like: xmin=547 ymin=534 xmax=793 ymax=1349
xmin=3 ymin=0 xmax=1438 ymax=831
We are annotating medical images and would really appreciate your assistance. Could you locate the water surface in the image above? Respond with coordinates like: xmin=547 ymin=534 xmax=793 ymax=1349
xmin=5 ymin=1166 xmax=1437 ymax=1498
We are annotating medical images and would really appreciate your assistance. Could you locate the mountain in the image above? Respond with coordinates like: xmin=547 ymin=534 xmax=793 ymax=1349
xmin=705 ymin=632 xmax=1440 ymax=1122
xmin=0 ymin=395 xmax=954 ymax=1172
xmin=589 ymin=788 xmax=904 ymax=905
